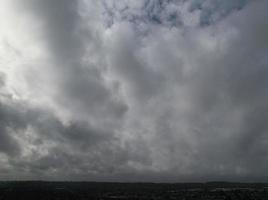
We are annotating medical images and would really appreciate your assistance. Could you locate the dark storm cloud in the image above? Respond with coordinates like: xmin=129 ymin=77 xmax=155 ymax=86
xmin=0 ymin=76 xmax=23 ymax=156
xmin=101 ymin=0 xmax=183 ymax=29
xmin=0 ymin=87 xmax=126 ymax=180
xmin=0 ymin=94 xmax=112 ymax=152
xmin=189 ymin=0 xmax=249 ymax=25
xmin=0 ymin=0 xmax=268 ymax=182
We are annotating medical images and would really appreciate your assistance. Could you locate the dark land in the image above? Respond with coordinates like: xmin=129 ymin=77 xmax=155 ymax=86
xmin=0 ymin=181 xmax=268 ymax=200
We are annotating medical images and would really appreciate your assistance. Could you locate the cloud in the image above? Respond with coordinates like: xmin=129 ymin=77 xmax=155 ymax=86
xmin=189 ymin=0 xmax=249 ymax=25
xmin=0 ymin=0 xmax=267 ymax=182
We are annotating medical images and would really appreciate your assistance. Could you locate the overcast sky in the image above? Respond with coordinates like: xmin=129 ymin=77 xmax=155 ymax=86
xmin=0 ymin=0 xmax=268 ymax=182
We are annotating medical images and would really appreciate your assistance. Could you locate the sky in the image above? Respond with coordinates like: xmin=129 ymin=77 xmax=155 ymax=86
xmin=0 ymin=0 xmax=267 ymax=182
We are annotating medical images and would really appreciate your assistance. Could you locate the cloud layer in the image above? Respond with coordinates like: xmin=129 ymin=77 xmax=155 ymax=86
xmin=0 ymin=0 xmax=268 ymax=182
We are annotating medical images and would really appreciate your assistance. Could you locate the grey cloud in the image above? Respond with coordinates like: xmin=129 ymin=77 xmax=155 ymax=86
xmin=15 ymin=0 xmax=128 ymax=123
xmin=101 ymin=0 xmax=250 ymax=29
xmin=106 ymin=24 xmax=165 ymax=101
xmin=0 ymin=91 xmax=128 ymax=179
xmin=16 ymin=0 xmax=82 ymax=61
xmin=102 ymin=0 xmax=183 ymax=29
xmin=189 ymin=0 xmax=249 ymax=26
xmin=104 ymin=0 xmax=268 ymax=180
xmin=178 ymin=0 xmax=268 ymax=178
xmin=0 ymin=98 xmax=25 ymax=156
xmin=0 ymin=124 xmax=20 ymax=156
xmin=0 ymin=0 xmax=268 ymax=182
